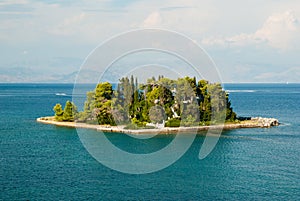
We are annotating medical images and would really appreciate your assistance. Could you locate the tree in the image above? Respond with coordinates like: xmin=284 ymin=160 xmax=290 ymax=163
xmin=62 ymin=101 xmax=77 ymax=122
xmin=95 ymin=100 xmax=115 ymax=125
xmin=175 ymin=78 xmax=195 ymax=102
xmin=75 ymin=75 xmax=237 ymax=127
xmin=111 ymin=108 xmax=128 ymax=124
xmin=225 ymin=94 xmax=237 ymax=121
xmin=53 ymin=101 xmax=78 ymax=122
xmin=93 ymin=82 xmax=115 ymax=125
xmin=117 ymin=77 xmax=133 ymax=117
xmin=95 ymin=82 xmax=113 ymax=100
xmin=53 ymin=103 xmax=63 ymax=121
xmin=207 ymin=83 xmax=227 ymax=123
xmin=181 ymin=102 xmax=200 ymax=126
xmin=149 ymin=105 xmax=166 ymax=124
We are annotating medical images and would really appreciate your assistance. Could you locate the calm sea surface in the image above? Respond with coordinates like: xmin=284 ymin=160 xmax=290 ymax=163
xmin=0 ymin=83 xmax=299 ymax=200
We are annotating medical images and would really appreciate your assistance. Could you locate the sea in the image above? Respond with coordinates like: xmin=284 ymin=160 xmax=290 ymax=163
xmin=0 ymin=83 xmax=299 ymax=200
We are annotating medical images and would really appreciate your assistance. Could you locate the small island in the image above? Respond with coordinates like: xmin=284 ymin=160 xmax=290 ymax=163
xmin=37 ymin=76 xmax=279 ymax=134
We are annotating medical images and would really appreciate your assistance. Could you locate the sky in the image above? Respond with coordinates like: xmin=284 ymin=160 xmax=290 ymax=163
xmin=0 ymin=0 xmax=300 ymax=83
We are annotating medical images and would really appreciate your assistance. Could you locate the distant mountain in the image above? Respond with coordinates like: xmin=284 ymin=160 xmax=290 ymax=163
xmin=0 ymin=67 xmax=40 ymax=83
xmin=0 ymin=67 xmax=119 ymax=83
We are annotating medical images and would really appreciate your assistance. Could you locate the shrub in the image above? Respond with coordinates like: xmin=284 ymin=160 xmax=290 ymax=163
xmin=181 ymin=115 xmax=198 ymax=127
xmin=165 ymin=118 xmax=181 ymax=127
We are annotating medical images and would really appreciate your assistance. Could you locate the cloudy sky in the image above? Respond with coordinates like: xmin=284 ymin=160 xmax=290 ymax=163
xmin=1 ymin=0 xmax=300 ymax=83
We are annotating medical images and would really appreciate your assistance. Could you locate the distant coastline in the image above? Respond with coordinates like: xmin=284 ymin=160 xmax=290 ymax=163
xmin=37 ymin=116 xmax=279 ymax=135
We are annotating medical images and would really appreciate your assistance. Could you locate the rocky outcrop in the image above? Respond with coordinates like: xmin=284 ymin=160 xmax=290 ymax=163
xmin=251 ymin=117 xmax=279 ymax=127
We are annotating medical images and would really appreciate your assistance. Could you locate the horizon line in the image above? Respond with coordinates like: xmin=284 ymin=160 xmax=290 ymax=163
xmin=0 ymin=82 xmax=299 ymax=84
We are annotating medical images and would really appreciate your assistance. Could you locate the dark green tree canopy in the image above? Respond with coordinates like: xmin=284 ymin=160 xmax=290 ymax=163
xmin=53 ymin=76 xmax=237 ymax=127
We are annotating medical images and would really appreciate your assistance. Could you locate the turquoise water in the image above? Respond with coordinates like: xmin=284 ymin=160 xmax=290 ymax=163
xmin=0 ymin=83 xmax=299 ymax=200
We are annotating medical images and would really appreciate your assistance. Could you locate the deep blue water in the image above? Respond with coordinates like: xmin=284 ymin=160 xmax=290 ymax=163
xmin=0 ymin=83 xmax=299 ymax=200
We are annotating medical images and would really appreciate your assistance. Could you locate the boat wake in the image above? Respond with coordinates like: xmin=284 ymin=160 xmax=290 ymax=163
xmin=55 ymin=93 xmax=67 ymax=96
xmin=226 ymin=90 xmax=256 ymax=93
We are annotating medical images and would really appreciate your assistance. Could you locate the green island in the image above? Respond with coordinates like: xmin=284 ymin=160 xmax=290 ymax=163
xmin=37 ymin=76 xmax=279 ymax=134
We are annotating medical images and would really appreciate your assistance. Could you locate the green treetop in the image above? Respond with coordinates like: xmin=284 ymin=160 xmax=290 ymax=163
xmin=53 ymin=76 xmax=237 ymax=127
xmin=53 ymin=101 xmax=77 ymax=122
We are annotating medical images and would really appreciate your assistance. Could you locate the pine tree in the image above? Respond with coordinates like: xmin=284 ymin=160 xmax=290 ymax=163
xmin=53 ymin=103 xmax=63 ymax=121
xmin=62 ymin=101 xmax=77 ymax=122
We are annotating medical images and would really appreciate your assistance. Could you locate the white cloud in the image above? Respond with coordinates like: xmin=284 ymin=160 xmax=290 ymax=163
xmin=255 ymin=11 xmax=300 ymax=50
xmin=49 ymin=13 xmax=87 ymax=36
xmin=1 ymin=0 xmax=300 ymax=82
xmin=142 ymin=11 xmax=162 ymax=28
xmin=202 ymin=11 xmax=300 ymax=50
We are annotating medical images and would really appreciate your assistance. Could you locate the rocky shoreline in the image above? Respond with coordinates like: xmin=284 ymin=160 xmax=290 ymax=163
xmin=37 ymin=116 xmax=279 ymax=135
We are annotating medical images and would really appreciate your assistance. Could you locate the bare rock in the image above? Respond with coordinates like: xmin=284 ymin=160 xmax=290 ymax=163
xmin=251 ymin=117 xmax=279 ymax=127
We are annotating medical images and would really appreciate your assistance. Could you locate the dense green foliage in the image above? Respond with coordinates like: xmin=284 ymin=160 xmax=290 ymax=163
xmin=77 ymin=82 xmax=115 ymax=125
xmin=53 ymin=76 xmax=237 ymax=127
xmin=53 ymin=101 xmax=77 ymax=122
xmin=165 ymin=118 xmax=181 ymax=127
xmin=53 ymin=103 xmax=64 ymax=121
